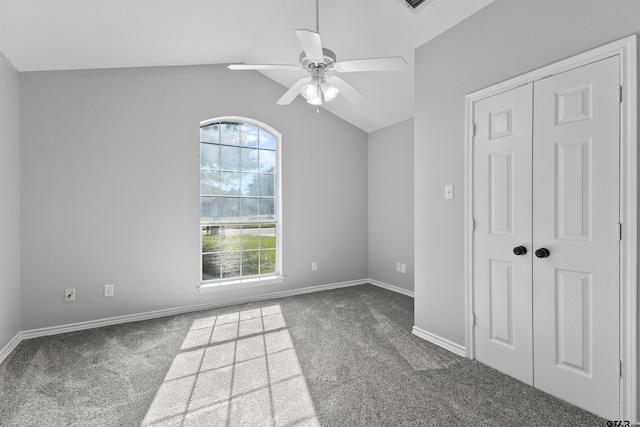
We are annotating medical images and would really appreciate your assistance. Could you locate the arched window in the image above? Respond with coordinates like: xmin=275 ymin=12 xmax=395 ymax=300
xmin=199 ymin=117 xmax=281 ymax=287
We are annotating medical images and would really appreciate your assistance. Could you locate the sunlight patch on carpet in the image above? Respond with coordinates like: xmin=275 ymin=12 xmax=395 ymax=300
xmin=142 ymin=305 xmax=320 ymax=426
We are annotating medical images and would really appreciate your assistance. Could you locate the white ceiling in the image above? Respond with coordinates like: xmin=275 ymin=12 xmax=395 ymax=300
xmin=0 ymin=0 xmax=494 ymax=133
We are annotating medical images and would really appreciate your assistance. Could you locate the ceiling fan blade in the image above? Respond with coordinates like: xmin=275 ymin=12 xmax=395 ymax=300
xmin=333 ymin=56 xmax=407 ymax=72
xmin=228 ymin=64 xmax=303 ymax=71
xmin=277 ymin=77 xmax=313 ymax=105
xmin=326 ymin=76 xmax=366 ymax=104
xmin=295 ymin=29 xmax=324 ymax=62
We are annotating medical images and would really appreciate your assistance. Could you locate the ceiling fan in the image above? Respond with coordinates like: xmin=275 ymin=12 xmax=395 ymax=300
xmin=227 ymin=0 xmax=406 ymax=106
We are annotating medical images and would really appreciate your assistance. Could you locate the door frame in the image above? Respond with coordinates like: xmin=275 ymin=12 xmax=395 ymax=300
xmin=464 ymin=35 xmax=637 ymax=421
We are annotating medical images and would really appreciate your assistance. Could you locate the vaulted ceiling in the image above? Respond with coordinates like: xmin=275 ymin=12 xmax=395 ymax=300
xmin=0 ymin=0 xmax=493 ymax=132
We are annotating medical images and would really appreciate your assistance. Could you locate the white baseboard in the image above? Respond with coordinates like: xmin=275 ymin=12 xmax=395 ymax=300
xmin=15 ymin=279 xmax=369 ymax=343
xmin=0 ymin=332 xmax=23 ymax=366
xmin=1 ymin=278 xmax=415 ymax=364
xmin=367 ymin=279 xmax=414 ymax=298
xmin=412 ymin=325 xmax=466 ymax=357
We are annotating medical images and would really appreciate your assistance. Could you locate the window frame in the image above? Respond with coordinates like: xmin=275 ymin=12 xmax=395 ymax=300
xmin=198 ymin=116 xmax=284 ymax=293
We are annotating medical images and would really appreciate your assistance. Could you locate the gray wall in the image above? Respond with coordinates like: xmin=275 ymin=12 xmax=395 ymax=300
xmin=368 ymin=118 xmax=414 ymax=292
xmin=0 ymin=51 xmax=21 ymax=350
xmin=20 ymin=65 xmax=368 ymax=330
xmin=414 ymin=0 xmax=640 ymax=345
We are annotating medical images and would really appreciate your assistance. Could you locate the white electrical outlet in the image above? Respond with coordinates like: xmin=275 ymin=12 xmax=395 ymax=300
xmin=104 ymin=284 xmax=114 ymax=297
xmin=312 ymin=262 xmax=318 ymax=272
xmin=64 ymin=288 xmax=75 ymax=302
xmin=396 ymin=262 xmax=401 ymax=272
xmin=401 ymin=264 xmax=407 ymax=274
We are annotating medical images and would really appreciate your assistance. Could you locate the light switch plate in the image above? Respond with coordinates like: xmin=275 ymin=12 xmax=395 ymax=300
xmin=445 ymin=184 xmax=454 ymax=199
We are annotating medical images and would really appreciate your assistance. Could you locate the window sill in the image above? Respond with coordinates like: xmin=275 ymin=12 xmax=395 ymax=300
xmin=198 ymin=275 xmax=285 ymax=294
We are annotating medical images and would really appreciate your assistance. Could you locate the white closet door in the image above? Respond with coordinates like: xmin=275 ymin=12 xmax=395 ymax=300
xmin=473 ymin=84 xmax=534 ymax=385
xmin=532 ymin=56 xmax=620 ymax=419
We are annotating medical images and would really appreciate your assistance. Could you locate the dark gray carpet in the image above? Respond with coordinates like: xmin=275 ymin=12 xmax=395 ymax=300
xmin=0 ymin=284 xmax=604 ymax=426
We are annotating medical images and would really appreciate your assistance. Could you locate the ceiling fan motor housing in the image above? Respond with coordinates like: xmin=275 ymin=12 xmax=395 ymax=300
xmin=299 ymin=48 xmax=336 ymax=69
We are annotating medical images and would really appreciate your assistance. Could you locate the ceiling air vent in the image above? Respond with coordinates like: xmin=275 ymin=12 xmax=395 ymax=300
xmin=398 ymin=0 xmax=434 ymax=13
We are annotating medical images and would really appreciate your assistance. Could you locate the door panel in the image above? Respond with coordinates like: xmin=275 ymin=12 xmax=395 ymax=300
xmin=554 ymin=268 xmax=592 ymax=374
xmin=532 ymin=56 xmax=620 ymax=419
xmin=473 ymin=84 xmax=533 ymax=385
xmin=490 ymin=152 xmax=514 ymax=235
xmin=489 ymin=259 xmax=514 ymax=346
xmin=555 ymin=139 xmax=591 ymax=240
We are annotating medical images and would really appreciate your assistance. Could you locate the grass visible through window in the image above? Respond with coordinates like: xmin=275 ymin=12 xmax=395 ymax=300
xmin=202 ymin=225 xmax=276 ymax=281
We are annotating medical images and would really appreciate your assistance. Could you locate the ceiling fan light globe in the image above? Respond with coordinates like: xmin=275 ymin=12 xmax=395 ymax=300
xmin=300 ymin=83 xmax=318 ymax=100
xmin=320 ymin=83 xmax=339 ymax=102
xmin=307 ymin=94 xmax=323 ymax=105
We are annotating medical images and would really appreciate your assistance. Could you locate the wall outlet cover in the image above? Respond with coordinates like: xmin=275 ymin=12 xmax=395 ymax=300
xmin=104 ymin=284 xmax=114 ymax=297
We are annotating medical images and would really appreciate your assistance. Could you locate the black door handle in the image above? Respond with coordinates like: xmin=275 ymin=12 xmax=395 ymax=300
xmin=513 ymin=246 xmax=527 ymax=256
xmin=535 ymin=248 xmax=550 ymax=258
